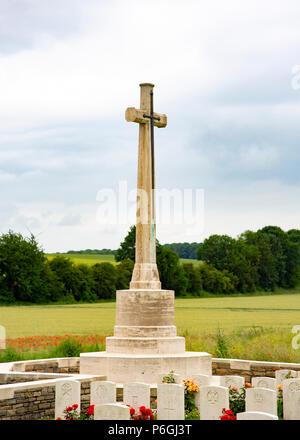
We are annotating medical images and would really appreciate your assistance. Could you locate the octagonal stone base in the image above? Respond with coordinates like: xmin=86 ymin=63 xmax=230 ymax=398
xmin=79 ymin=351 xmax=212 ymax=384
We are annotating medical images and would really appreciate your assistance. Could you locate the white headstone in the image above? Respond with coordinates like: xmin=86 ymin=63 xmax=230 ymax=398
xmin=55 ymin=379 xmax=81 ymax=419
xmin=94 ymin=403 xmax=130 ymax=420
xmin=90 ymin=381 xmax=116 ymax=405
xmin=252 ymin=377 xmax=276 ymax=391
xmin=246 ymin=387 xmax=277 ymax=416
xmin=198 ymin=385 xmax=229 ymax=420
xmin=0 ymin=325 xmax=5 ymax=350
xmin=157 ymin=383 xmax=184 ymax=420
xmin=237 ymin=411 xmax=278 ymax=420
xmin=123 ymin=382 xmax=150 ymax=412
xmin=192 ymin=374 xmax=211 ymax=388
xmin=157 ymin=372 xmax=181 ymax=384
xmin=283 ymin=378 xmax=300 ymax=420
xmin=192 ymin=375 xmax=210 ymax=410
xmin=275 ymin=369 xmax=297 ymax=387
xmin=220 ymin=375 xmax=245 ymax=391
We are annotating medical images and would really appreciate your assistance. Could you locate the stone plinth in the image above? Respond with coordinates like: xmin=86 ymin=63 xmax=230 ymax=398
xmin=80 ymin=288 xmax=212 ymax=383
xmin=105 ymin=289 xmax=185 ymax=355
xmin=80 ymin=352 xmax=212 ymax=384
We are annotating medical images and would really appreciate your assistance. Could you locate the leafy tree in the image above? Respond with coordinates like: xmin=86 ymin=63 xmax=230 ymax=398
xmin=115 ymin=226 xmax=136 ymax=262
xmin=156 ymin=244 xmax=188 ymax=296
xmin=182 ymin=263 xmax=203 ymax=295
xmin=197 ymin=263 xmax=237 ymax=294
xmin=198 ymin=234 xmax=259 ymax=292
xmin=48 ymin=256 xmax=82 ymax=302
xmin=116 ymin=259 xmax=134 ymax=290
xmin=241 ymin=230 xmax=278 ymax=290
xmin=91 ymin=262 xmax=117 ymax=299
xmin=0 ymin=231 xmax=52 ymax=303
xmin=163 ymin=242 xmax=202 ymax=259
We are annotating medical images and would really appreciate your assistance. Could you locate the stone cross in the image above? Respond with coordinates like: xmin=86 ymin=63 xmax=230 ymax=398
xmin=126 ymin=83 xmax=167 ymax=290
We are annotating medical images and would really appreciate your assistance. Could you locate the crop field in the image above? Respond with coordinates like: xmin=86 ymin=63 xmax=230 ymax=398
xmin=0 ymin=293 xmax=299 ymax=337
xmin=46 ymin=253 xmax=117 ymax=266
xmin=1 ymin=293 xmax=300 ymax=362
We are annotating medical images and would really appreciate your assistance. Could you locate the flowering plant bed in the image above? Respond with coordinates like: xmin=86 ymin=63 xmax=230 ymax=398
xmin=220 ymin=408 xmax=236 ymax=420
xmin=57 ymin=404 xmax=95 ymax=420
xmin=127 ymin=405 xmax=155 ymax=420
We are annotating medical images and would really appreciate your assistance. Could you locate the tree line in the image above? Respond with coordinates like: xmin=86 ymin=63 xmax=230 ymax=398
xmin=0 ymin=226 xmax=299 ymax=304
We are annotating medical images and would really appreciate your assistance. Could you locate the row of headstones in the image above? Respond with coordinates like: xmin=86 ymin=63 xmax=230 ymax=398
xmin=55 ymin=369 xmax=300 ymax=420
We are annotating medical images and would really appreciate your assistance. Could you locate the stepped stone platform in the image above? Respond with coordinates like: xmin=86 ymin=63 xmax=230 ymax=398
xmin=80 ymin=289 xmax=212 ymax=383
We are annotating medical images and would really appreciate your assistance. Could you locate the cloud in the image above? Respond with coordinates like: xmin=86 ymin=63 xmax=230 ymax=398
xmin=0 ymin=0 xmax=299 ymax=251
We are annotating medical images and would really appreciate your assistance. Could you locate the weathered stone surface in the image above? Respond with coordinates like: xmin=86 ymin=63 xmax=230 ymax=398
xmin=252 ymin=377 xmax=276 ymax=390
xmin=198 ymin=385 xmax=229 ymax=420
xmin=55 ymin=380 xmax=81 ymax=420
xmin=94 ymin=403 xmax=130 ymax=420
xmin=91 ymin=381 xmax=116 ymax=406
xmin=157 ymin=384 xmax=184 ymax=420
xmin=219 ymin=375 xmax=245 ymax=391
xmin=246 ymin=387 xmax=277 ymax=416
xmin=123 ymin=382 xmax=150 ymax=412
xmin=283 ymin=378 xmax=300 ymax=420
xmin=237 ymin=411 xmax=278 ymax=420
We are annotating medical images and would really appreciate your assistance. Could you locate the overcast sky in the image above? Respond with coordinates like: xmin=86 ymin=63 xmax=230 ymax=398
xmin=0 ymin=0 xmax=299 ymax=252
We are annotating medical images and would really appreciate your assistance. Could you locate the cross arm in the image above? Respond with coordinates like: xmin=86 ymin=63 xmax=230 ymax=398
xmin=125 ymin=107 xmax=167 ymax=128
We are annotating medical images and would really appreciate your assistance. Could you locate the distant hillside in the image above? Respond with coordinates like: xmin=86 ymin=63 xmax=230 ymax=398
xmin=162 ymin=242 xmax=202 ymax=259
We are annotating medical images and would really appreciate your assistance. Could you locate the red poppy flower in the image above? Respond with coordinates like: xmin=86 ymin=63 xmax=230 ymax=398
xmin=72 ymin=404 xmax=78 ymax=409
xmin=130 ymin=408 xmax=135 ymax=416
xmin=139 ymin=406 xmax=146 ymax=413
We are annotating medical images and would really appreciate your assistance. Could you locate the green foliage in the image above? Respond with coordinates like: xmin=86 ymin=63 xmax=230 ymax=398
xmin=0 ymin=231 xmax=52 ymax=303
xmin=115 ymin=225 xmax=136 ymax=262
xmin=157 ymin=244 xmax=188 ymax=295
xmin=277 ymin=389 xmax=283 ymax=419
xmin=163 ymin=242 xmax=202 ymax=259
xmin=197 ymin=263 xmax=237 ymax=294
xmin=161 ymin=371 xmax=176 ymax=383
xmin=91 ymin=262 xmax=117 ymax=299
xmin=215 ymin=328 xmax=230 ymax=358
xmin=198 ymin=227 xmax=300 ymax=293
xmin=54 ymin=338 xmax=83 ymax=357
xmin=229 ymin=386 xmax=246 ymax=415
xmin=182 ymin=263 xmax=203 ymax=295
xmin=185 ymin=408 xmax=200 ymax=420
xmin=116 ymin=259 xmax=134 ymax=290
xmin=66 ymin=248 xmax=116 ymax=255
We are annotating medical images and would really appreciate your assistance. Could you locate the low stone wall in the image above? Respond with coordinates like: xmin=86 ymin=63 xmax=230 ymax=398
xmin=11 ymin=357 xmax=80 ymax=374
xmin=0 ymin=375 xmax=105 ymax=420
xmin=212 ymin=358 xmax=300 ymax=382
xmin=0 ymin=372 xmax=69 ymax=385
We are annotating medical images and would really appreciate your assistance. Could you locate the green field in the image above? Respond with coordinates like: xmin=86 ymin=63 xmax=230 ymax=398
xmin=46 ymin=253 xmax=117 ymax=266
xmin=1 ymin=293 xmax=300 ymax=338
xmin=1 ymin=293 xmax=300 ymax=362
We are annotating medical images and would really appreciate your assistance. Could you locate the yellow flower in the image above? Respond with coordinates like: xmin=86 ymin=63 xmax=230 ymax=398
xmin=187 ymin=386 xmax=193 ymax=391
xmin=278 ymin=384 xmax=282 ymax=390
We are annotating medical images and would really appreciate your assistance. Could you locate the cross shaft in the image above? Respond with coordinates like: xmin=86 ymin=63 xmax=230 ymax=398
xmin=125 ymin=83 xmax=167 ymax=289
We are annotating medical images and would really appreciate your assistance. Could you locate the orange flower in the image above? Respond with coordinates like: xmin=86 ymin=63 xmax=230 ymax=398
xmin=245 ymin=382 xmax=252 ymax=388
xmin=278 ymin=384 xmax=282 ymax=390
